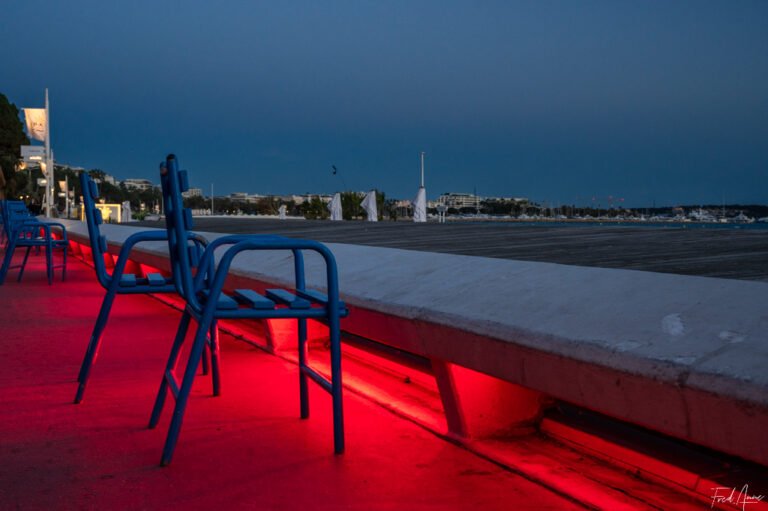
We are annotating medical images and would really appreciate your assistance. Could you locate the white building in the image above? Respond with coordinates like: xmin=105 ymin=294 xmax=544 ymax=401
xmin=182 ymin=187 xmax=203 ymax=199
xmin=122 ymin=178 xmax=155 ymax=191
xmin=437 ymin=192 xmax=482 ymax=209
xmin=79 ymin=169 xmax=117 ymax=186
xmin=230 ymin=192 xmax=266 ymax=204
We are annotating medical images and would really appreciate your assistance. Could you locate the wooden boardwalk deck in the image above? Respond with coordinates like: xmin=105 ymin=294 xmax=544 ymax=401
xmin=136 ymin=218 xmax=768 ymax=282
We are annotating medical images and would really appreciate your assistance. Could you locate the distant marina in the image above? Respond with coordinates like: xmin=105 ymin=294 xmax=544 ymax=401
xmin=427 ymin=215 xmax=768 ymax=229
xmin=471 ymin=220 xmax=768 ymax=231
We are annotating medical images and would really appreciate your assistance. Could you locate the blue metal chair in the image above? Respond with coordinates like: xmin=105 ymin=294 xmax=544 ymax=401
xmin=74 ymin=172 xmax=220 ymax=403
xmin=149 ymin=154 xmax=348 ymax=465
xmin=0 ymin=200 xmax=8 ymax=248
xmin=0 ymin=200 xmax=68 ymax=285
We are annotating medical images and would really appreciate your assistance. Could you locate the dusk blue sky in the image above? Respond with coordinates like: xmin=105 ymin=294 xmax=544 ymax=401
xmin=2 ymin=1 xmax=766 ymax=207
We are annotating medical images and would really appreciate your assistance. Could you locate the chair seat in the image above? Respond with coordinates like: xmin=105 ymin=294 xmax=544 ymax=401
xmin=198 ymin=289 xmax=239 ymax=310
xmin=233 ymin=289 xmax=275 ymax=309
xmin=265 ymin=289 xmax=311 ymax=309
xmin=198 ymin=287 xmax=346 ymax=313
xmin=12 ymin=235 xmax=66 ymax=245
xmin=120 ymin=272 xmax=171 ymax=288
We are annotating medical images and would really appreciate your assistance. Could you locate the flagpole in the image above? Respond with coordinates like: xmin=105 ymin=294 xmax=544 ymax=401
xmin=420 ymin=151 xmax=425 ymax=188
xmin=44 ymin=88 xmax=53 ymax=218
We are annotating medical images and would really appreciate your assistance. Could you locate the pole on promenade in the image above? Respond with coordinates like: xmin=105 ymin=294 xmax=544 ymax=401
xmin=420 ymin=151 xmax=425 ymax=188
xmin=44 ymin=89 xmax=53 ymax=218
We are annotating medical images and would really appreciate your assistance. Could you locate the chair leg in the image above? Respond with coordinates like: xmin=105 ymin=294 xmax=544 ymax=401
xmin=329 ymin=316 xmax=345 ymax=454
xmin=74 ymin=287 xmax=119 ymax=403
xmin=0 ymin=238 xmax=15 ymax=285
xmin=200 ymin=340 xmax=210 ymax=376
xmin=160 ymin=318 xmax=210 ymax=466
xmin=149 ymin=310 xmax=192 ymax=429
xmin=17 ymin=246 xmax=32 ymax=283
xmin=298 ymin=318 xmax=309 ymax=419
xmin=209 ymin=320 xmax=221 ymax=397
xmin=46 ymin=240 xmax=54 ymax=285
xmin=61 ymin=243 xmax=68 ymax=281
xmin=0 ymin=238 xmax=16 ymax=285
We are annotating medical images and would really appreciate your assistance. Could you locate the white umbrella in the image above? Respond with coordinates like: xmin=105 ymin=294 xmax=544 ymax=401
xmin=360 ymin=190 xmax=378 ymax=222
xmin=413 ymin=186 xmax=427 ymax=223
xmin=328 ymin=192 xmax=342 ymax=221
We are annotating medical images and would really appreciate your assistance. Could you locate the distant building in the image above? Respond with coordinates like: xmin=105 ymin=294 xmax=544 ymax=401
xmin=490 ymin=196 xmax=528 ymax=204
xmin=292 ymin=194 xmax=332 ymax=205
xmin=230 ymin=192 xmax=266 ymax=204
xmin=182 ymin=187 xmax=203 ymax=199
xmin=484 ymin=196 xmax=529 ymax=205
xmin=75 ymin=169 xmax=117 ymax=186
xmin=274 ymin=195 xmax=298 ymax=204
xmin=57 ymin=163 xmax=86 ymax=173
xmin=122 ymin=178 xmax=154 ymax=191
xmin=438 ymin=192 xmax=482 ymax=209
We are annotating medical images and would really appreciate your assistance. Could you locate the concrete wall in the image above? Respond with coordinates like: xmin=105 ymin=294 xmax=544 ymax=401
xmin=59 ymin=219 xmax=768 ymax=466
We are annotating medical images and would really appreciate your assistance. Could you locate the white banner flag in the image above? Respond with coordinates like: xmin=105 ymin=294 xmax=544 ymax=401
xmin=413 ymin=186 xmax=427 ymax=223
xmin=328 ymin=192 xmax=342 ymax=221
xmin=23 ymin=108 xmax=47 ymax=141
xmin=361 ymin=190 xmax=378 ymax=222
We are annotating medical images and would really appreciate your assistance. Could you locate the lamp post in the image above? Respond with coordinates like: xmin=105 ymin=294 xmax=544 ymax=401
xmin=44 ymin=89 xmax=53 ymax=217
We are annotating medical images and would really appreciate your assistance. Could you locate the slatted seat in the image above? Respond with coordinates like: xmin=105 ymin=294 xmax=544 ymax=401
xmin=73 ymin=172 xmax=220 ymax=404
xmin=0 ymin=200 xmax=69 ymax=285
xmin=198 ymin=289 xmax=239 ymax=310
xmin=233 ymin=289 xmax=276 ymax=309
xmin=296 ymin=289 xmax=347 ymax=309
xmin=148 ymin=154 xmax=349 ymax=466
xmin=266 ymin=288 xmax=312 ymax=309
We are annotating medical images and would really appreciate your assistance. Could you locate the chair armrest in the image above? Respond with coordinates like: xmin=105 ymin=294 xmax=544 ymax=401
xmin=193 ymin=234 xmax=288 ymax=290
xmin=111 ymin=230 xmax=208 ymax=279
xmin=15 ymin=221 xmax=52 ymax=239
xmin=200 ymin=238 xmax=342 ymax=318
xmin=41 ymin=222 xmax=68 ymax=240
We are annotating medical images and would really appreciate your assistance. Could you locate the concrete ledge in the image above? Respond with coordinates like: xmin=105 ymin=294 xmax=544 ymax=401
xmin=59 ymin=219 xmax=768 ymax=466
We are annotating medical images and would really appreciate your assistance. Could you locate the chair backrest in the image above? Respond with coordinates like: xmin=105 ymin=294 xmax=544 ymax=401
xmin=0 ymin=200 xmax=7 ymax=232
xmin=79 ymin=172 xmax=111 ymax=287
xmin=159 ymin=154 xmax=201 ymax=309
xmin=2 ymin=201 xmax=41 ymax=238
xmin=0 ymin=200 xmax=7 ymax=242
xmin=6 ymin=200 xmax=34 ymax=222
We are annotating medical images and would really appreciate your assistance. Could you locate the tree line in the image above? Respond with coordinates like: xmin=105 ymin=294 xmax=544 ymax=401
xmin=190 ymin=190 xmax=394 ymax=221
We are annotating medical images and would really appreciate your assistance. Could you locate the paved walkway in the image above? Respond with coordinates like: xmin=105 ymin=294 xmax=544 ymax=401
xmin=0 ymin=254 xmax=583 ymax=510
xmin=134 ymin=218 xmax=768 ymax=282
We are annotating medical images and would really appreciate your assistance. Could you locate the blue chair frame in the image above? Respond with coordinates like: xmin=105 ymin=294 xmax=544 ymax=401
xmin=0 ymin=200 xmax=68 ymax=285
xmin=74 ymin=172 xmax=220 ymax=403
xmin=148 ymin=154 xmax=348 ymax=465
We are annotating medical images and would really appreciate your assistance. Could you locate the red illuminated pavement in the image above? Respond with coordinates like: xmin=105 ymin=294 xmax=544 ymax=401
xmin=0 ymin=254 xmax=584 ymax=510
